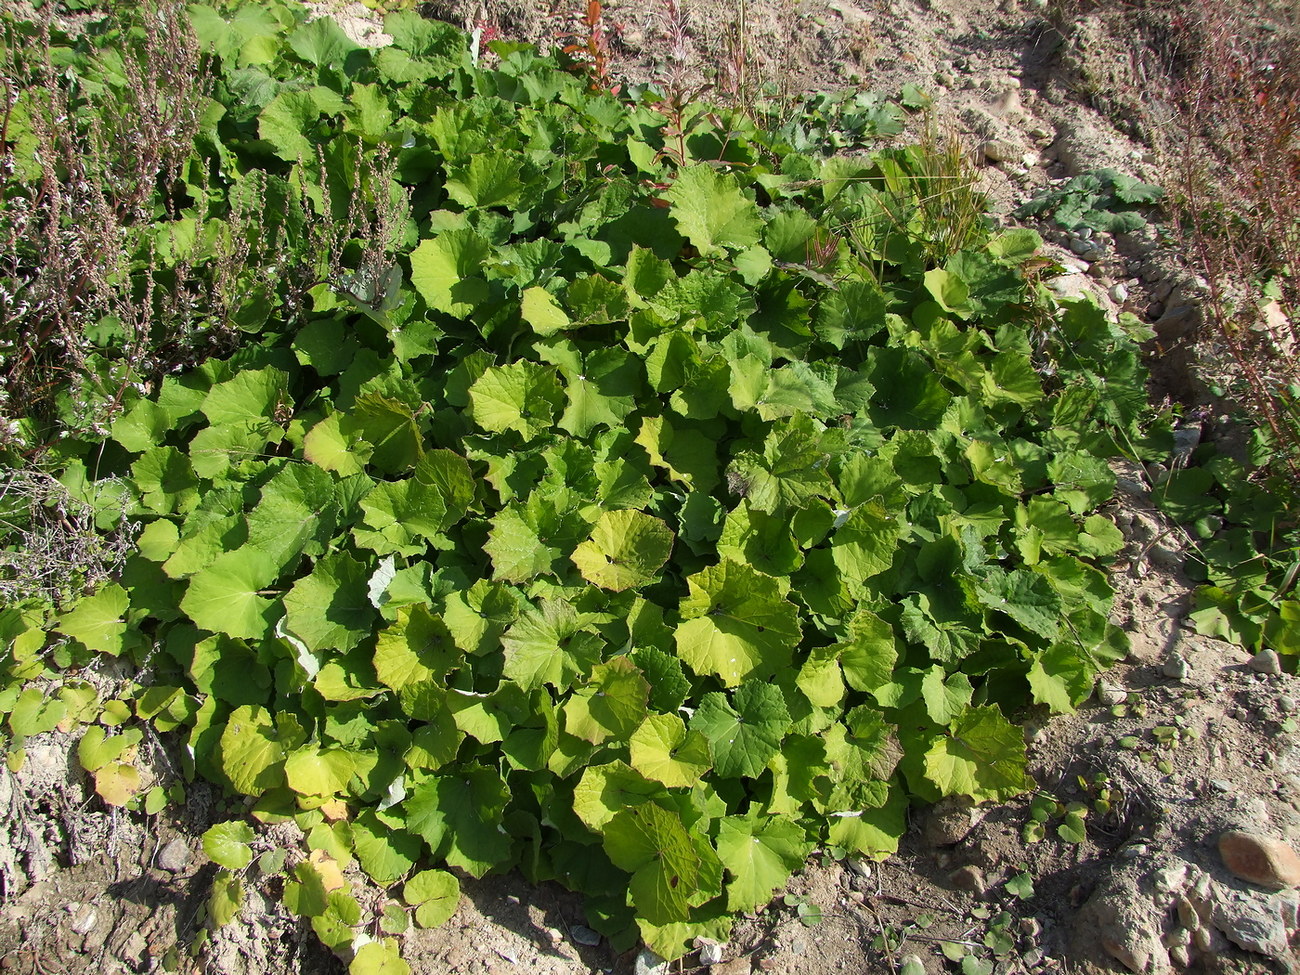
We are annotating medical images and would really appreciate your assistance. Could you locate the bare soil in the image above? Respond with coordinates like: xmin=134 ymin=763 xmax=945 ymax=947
xmin=3 ymin=2 xmax=1298 ymax=975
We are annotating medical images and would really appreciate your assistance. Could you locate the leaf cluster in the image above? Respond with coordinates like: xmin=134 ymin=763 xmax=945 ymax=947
xmin=0 ymin=0 xmax=1157 ymax=964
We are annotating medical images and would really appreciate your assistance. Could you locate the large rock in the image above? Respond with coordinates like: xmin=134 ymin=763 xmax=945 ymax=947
xmin=1076 ymin=863 xmax=1173 ymax=974
xmin=1218 ymin=831 xmax=1300 ymax=890
xmin=1209 ymin=883 xmax=1298 ymax=959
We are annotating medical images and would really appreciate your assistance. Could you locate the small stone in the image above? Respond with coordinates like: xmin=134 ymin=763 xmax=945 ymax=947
xmin=1218 ymin=831 xmax=1300 ymax=889
xmin=1148 ymin=543 xmax=1182 ymax=570
xmin=697 ymin=940 xmax=726 ymax=965
xmin=571 ymin=925 xmax=601 ymax=947
xmin=1045 ymin=273 xmax=1092 ymax=299
xmin=924 ymin=796 xmax=985 ymax=847
xmin=981 ymin=140 xmax=1018 ymax=164
xmin=845 ymin=857 xmax=872 ymax=879
xmin=789 ymin=937 xmax=807 ymax=956
xmin=1172 ymin=425 xmax=1202 ymax=464
xmin=120 ymin=931 xmax=147 ymax=968
xmin=995 ymin=89 xmax=1022 ymax=114
xmin=1116 ymin=477 xmax=1148 ymax=498
xmin=156 ymin=838 xmax=191 ymax=874
xmin=1068 ymin=237 xmax=1101 ymax=259
xmin=1110 ymin=283 xmax=1130 ymax=303
xmin=949 ymin=865 xmax=986 ymax=895
xmin=1169 ymin=944 xmax=1190 ymax=967
xmin=710 ymin=959 xmax=753 ymax=975
xmin=70 ymin=906 xmax=97 ymax=936
xmin=1163 ymin=652 xmax=1191 ymax=681
xmin=1279 ymin=696 xmax=1297 ymax=714
xmin=634 ymin=949 xmax=670 ymax=975
xmin=1096 ymin=681 xmax=1128 ymax=707
xmin=1249 ymin=650 xmax=1283 ymax=675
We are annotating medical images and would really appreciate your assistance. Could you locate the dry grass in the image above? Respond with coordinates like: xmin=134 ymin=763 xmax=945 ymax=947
xmin=1152 ymin=0 xmax=1300 ymax=476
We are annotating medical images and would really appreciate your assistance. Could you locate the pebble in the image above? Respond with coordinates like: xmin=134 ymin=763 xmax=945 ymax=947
xmin=634 ymin=949 xmax=670 ymax=975
xmin=949 ymin=865 xmax=987 ymax=895
xmin=70 ymin=906 xmax=97 ymax=936
xmin=1148 ymin=544 xmax=1182 ymax=571
xmin=924 ymin=796 xmax=986 ymax=847
xmin=697 ymin=940 xmax=726 ymax=965
xmin=1109 ymin=283 xmax=1129 ymax=303
xmin=1218 ymin=831 xmax=1300 ymax=889
xmin=1169 ymin=945 xmax=1191 ymax=967
xmin=156 ymin=838 xmax=191 ymax=874
xmin=845 ymin=857 xmax=872 ymax=879
xmin=1068 ymin=237 xmax=1101 ymax=259
xmin=1249 ymin=650 xmax=1283 ymax=676
xmin=1279 ymin=696 xmax=1297 ymax=714
xmin=570 ymin=925 xmax=601 ymax=947
xmin=1096 ymin=681 xmax=1128 ymax=707
xmin=1163 ymin=653 xmax=1191 ymax=681
xmin=981 ymin=139 xmax=1018 ymax=164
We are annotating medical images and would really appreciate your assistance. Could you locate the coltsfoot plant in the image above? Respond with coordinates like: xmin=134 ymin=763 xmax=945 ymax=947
xmin=1 ymin=0 xmax=1158 ymax=966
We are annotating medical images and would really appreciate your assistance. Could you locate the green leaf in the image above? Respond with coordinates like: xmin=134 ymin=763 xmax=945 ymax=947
xmin=352 ymin=810 xmax=420 ymax=885
xmin=404 ymin=767 xmax=511 ymax=877
xmin=78 ymin=725 xmax=141 ymax=772
xmin=132 ymin=446 xmax=199 ymax=514
xmin=564 ymin=657 xmax=650 ymax=744
xmin=923 ymin=706 xmax=1032 ymax=801
xmin=727 ymin=414 xmax=837 ymax=514
xmin=836 ymin=610 xmax=899 ymax=692
xmin=200 ymin=366 xmax=287 ymax=428
xmin=629 ymin=713 xmax=713 ymax=788
xmin=715 ymin=814 xmax=812 ymax=912
xmin=924 ymin=268 xmax=973 ymax=317
xmin=603 ymin=801 xmax=723 ymax=925
xmin=666 ymin=165 xmax=763 ymax=257
xmin=573 ymin=761 xmax=667 ymax=832
xmin=56 ymin=584 xmax=129 ymax=655
xmin=283 ymin=551 xmax=375 ymax=653
xmin=690 ymin=682 xmax=792 ymax=779
xmin=350 ymin=939 xmax=411 ymax=975
xmin=675 ymin=560 xmax=802 ymax=687
xmin=972 ymin=568 xmax=1062 ymax=641
xmin=203 ymin=821 xmax=255 ymax=870
xmin=287 ymin=17 xmax=362 ymax=67
xmin=218 ymin=705 xmax=290 ymax=796
xmin=920 ymin=667 xmax=974 ymax=725
xmin=374 ymin=605 xmax=460 ymax=691
xmin=340 ymin=392 xmax=425 ymax=475
xmin=285 ymin=745 xmax=356 ymax=796
xmin=830 ymin=500 xmax=904 ymax=589
xmin=404 ymin=869 xmax=460 ymax=928
xmin=209 ymin=871 xmax=243 ymax=928
xmin=469 ymin=362 xmax=564 ymax=441
xmin=182 ymin=549 xmax=280 ymax=641
xmin=501 ymin=599 xmax=603 ymax=691
xmin=356 ymin=456 xmax=473 ymax=555
xmin=571 ymin=510 xmax=674 ymax=591
xmin=484 ymin=493 xmax=592 ymax=583
xmin=409 ymin=229 xmax=491 ymax=316
xmin=445 ymin=153 xmax=527 ymax=209
xmin=521 ymin=286 xmax=572 ymax=336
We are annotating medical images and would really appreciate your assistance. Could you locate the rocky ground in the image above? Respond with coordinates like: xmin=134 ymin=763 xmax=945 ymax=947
xmin=3 ymin=1 xmax=1299 ymax=974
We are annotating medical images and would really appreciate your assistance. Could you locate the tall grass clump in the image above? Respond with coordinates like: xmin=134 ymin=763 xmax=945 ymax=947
xmin=1158 ymin=0 xmax=1300 ymax=479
